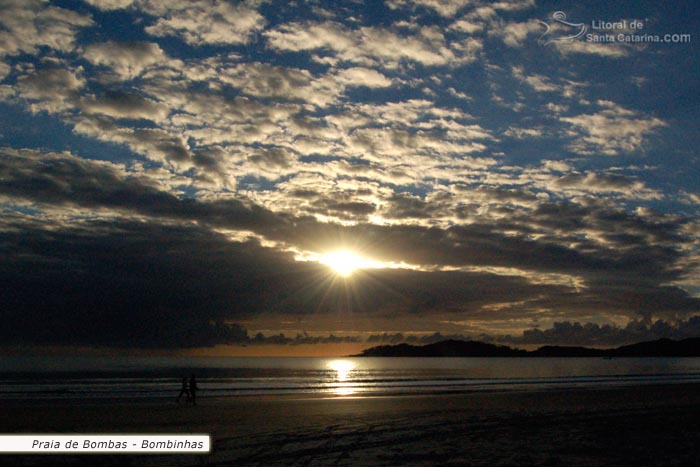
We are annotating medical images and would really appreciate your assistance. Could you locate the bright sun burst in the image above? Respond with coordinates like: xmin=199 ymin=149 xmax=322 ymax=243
xmin=319 ymin=250 xmax=373 ymax=277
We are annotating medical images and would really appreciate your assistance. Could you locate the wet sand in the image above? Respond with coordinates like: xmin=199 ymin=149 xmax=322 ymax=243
xmin=3 ymin=383 xmax=700 ymax=466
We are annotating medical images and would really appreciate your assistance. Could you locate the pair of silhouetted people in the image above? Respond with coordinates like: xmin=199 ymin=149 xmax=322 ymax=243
xmin=176 ymin=374 xmax=198 ymax=405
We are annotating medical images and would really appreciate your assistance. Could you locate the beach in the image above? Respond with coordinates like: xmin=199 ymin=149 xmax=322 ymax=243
xmin=3 ymin=383 xmax=700 ymax=466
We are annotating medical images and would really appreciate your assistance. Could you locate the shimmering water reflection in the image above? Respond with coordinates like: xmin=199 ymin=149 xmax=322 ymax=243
xmin=328 ymin=360 xmax=357 ymax=395
xmin=3 ymin=356 xmax=700 ymax=400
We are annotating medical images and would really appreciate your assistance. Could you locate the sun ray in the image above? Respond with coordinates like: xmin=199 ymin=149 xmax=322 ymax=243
xmin=319 ymin=250 xmax=380 ymax=277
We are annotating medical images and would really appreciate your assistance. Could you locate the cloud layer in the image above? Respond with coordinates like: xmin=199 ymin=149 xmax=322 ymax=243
xmin=0 ymin=0 xmax=698 ymax=350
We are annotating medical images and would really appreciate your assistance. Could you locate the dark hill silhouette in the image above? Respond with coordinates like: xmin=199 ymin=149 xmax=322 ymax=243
xmin=613 ymin=337 xmax=700 ymax=357
xmin=358 ymin=339 xmax=526 ymax=357
xmin=530 ymin=345 xmax=607 ymax=357
xmin=354 ymin=337 xmax=700 ymax=357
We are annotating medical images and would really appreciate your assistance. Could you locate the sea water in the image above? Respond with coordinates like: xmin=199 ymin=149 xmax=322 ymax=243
xmin=2 ymin=356 xmax=700 ymax=400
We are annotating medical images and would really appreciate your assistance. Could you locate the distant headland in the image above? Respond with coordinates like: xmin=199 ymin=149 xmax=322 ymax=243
xmin=354 ymin=337 xmax=700 ymax=357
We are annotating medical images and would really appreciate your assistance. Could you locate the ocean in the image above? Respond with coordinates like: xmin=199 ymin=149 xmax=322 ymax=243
xmin=2 ymin=356 xmax=700 ymax=401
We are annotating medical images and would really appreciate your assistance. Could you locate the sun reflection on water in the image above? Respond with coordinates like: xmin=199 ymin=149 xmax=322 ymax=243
xmin=328 ymin=360 xmax=356 ymax=395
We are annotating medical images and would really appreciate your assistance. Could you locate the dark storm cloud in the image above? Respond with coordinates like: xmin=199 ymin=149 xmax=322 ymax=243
xmin=529 ymin=200 xmax=688 ymax=249
xmin=285 ymin=212 xmax=696 ymax=322
xmin=0 ymin=219 xmax=263 ymax=347
xmin=282 ymin=207 xmax=699 ymax=323
xmin=0 ymin=152 xmax=676 ymax=287
xmin=0 ymin=148 xmax=283 ymax=231
xmin=2 ymin=147 xmax=699 ymax=348
xmin=0 ymin=0 xmax=698 ymax=354
xmin=0 ymin=216 xmax=569 ymax=348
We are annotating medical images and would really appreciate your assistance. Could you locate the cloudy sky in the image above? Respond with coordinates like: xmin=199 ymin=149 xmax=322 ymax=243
xmin=1 ymin=0 xmax=698 ymax=354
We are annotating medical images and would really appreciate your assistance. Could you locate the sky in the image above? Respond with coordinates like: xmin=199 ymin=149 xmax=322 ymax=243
xmin=1 ymin=0 xmax=699 ymax=355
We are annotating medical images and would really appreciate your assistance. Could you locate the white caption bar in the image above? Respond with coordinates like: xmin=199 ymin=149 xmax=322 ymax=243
xmin=0 ymin=435 xmax=210 ymax=454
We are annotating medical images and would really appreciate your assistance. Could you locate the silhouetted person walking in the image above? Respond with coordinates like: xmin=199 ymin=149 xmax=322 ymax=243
xmin=176 ymin=376 xmax=189 ymax=404
xmin=189 ymin=374 xmax=198 ymax=406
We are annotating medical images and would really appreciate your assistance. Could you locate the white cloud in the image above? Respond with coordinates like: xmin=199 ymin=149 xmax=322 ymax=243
xmin=0 ymin=0 xmax=93 ymax=57
xmin=16 ymin=63 xmax=85 ymax=113
xmin=331 ymin=100 xmax=477 ymax=130
xmin=83 ymin=41 xmax=167 ymax=80
xmin=490 ymin=0 xmax=535 ymax=11
xmin=266 ymin=22 xmax=457 ymax=68
xmin=345 ymin=127 xmax=489 ymax=166
xmin=491 ymin=20 xmax=541 ymax=47
xmin=72 ymin=115 xmax=195 ymax=172
xmin=265 ymin=21 xmax=353 ymax=53
xmin=552 ymin=39 xmax=631 ymax=58
xmin=466 ymin=5 xmax=497 ymax=22
xmin=334 ymin=67 xmax=393 ymax=88
xmin=545 ymin=102 xmax=569 ymax=114
xmin=511 ymin=66 xmax=559 ymax=92
xmin=387 ymin=0 xmax=533 ymax=17
xmin=360 ymin=26 xmax=457 ymax=67
xmin=387 ymin=0 xmax=476 ymax=17
xmin=676 ymin=191 xmax=700 ymax=207
xmin=0 ymin=61 xmax=10 ymax=80
xmin=541 ymin=160 xmax=572 ymax=173
xmin=503 ymin=127 xmax=544 ymax=139
xmin=83 ymin=0 xmax=135 ymax=10
xmin=449 ymin=19 xmax=483 ymax=34
xmin=562 ymin=101 xmax=666 ymax=156
xmin=207 ymin=61 xmax=393 ymax=108
xmin=144 ymin=0 xmax=266 ymax=45
xmin=189 ymin=60 xmax=393 ymax=107
xmin=552 ymin=172 xmax=662 ymax=200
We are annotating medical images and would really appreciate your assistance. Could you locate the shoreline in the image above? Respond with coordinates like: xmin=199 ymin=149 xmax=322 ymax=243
xmin=3 ymin=383 xmax=700 ymax=465
xmin=3 ymin=375 xmax=700 ymax=406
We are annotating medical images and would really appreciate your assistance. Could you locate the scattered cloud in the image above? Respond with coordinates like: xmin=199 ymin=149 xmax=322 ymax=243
xmin=387 ymin=0 xmax=477 ymax=18
xmin=492 ymin=20 xmax=541 ymax=47
xmin=144 ymin=0 xmax=266 ymax=45
xmin=552 ymin=38 xmax=631 ymax=58
xmin=0 ymin=2 xmax=698 ymax=350
xmin=562 ymin=101 xmax=666 ymax=155
xmin=265 ymin=22 xmax=462 ymax=68
xmin=0 ymin=0 xmax=93 ymax=57
xmin=81 ymin=91 xmax=169 ymax=121
xmin=552 ymin=171 xmax=661 ymax=200
xmin=83 ymin=0 xmax=136 ymax=10
xmin=82 ymin=41 xmax=168 ymax=80
xmin=16 ymin=62 xmax=85 ymax=113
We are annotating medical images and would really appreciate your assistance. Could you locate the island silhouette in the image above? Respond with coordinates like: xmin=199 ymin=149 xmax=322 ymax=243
xmin=355 ymin=337 xmax=700 ymax=357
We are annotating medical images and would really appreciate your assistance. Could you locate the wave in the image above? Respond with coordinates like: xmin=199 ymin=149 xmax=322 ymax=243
xmin=4 ymin=368 xmax=700 ymax=400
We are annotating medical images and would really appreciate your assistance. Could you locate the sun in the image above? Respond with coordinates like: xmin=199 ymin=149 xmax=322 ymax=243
xmin=319 ymin=250 xmax=371 ymax=277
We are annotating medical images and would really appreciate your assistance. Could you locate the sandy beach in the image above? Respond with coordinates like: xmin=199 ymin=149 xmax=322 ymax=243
xmin=3 ymin=383 xmax=700 ymax=466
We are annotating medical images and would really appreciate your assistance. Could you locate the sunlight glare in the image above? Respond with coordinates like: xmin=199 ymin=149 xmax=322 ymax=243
xmin=328 ymin=359 xmax=355 ymax=382
xmin=319 ymin=250 xmax=379 ymax=277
